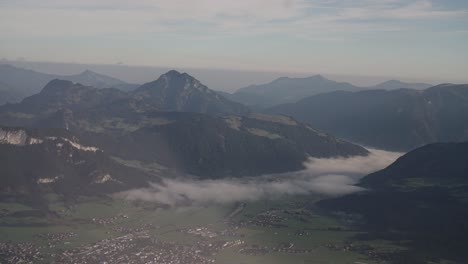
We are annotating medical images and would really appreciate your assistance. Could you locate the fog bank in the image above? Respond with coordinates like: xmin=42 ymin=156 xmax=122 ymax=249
xmin=119 ymin=149 xmax=403 ymax=206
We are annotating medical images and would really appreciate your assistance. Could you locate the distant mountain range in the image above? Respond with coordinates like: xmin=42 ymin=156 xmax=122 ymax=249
xmin=319 ymin=141 xmax=468 ymax=262
xmin=371 ymin=79 xmax=432 ymax=90
xmin=0 ymin=64 xmax=138 ymax=104
xmin=0 ymin=70 xmax=367 ymax=180
xmin=0 ymin=81 xmax=23 ymax=105
xmin=64 ymin=69 xmax=138 ymax=92
xmin=269 ymin=84 xmax=468 ymax=151
xmin=0 ymin=64 xmax=435 ymax=109
xmin=220 ymin=75 xmax=432 ymax=108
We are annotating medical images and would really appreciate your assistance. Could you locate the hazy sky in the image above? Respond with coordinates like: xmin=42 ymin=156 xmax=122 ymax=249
xmin=1 ymin=0 xmax=468 ymax=82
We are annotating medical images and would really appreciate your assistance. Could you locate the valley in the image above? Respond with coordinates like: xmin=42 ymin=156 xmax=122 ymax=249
xmin=2 ymin=1 xmax=468 ymax=262
xmin=0 ymin=193 xmax=408 ymax=264
xmin=0 ymin=67 xmax=466 ymax=264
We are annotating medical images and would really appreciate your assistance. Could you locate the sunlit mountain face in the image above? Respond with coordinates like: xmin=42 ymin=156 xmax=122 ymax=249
xmin=1 ymin=0 xmax=468 ymax=263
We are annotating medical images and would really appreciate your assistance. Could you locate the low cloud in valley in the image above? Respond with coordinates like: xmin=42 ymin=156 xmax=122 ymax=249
xmin=119 ymin=149 xmax=403 ymax=206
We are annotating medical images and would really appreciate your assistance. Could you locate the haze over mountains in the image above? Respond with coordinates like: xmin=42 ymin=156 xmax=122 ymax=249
xmin=0 ymin=81 xmax=22 ymax=105
xmin=1 ymin=63 xmax=465 ymax=155
xmin=0 ymin=64 xmax=137 ymax=104
xmin=222 ymin=75 xmax=433 ymax=108
xmin=0 ymin=64 xmax=433 ymax=108
xmin=269 ymin=84 xmax=468 ymax=151
xmin=2 ymin=0 xmax=468 ymax=261
xmin=0 ymin=65 xmax=467 ymax=263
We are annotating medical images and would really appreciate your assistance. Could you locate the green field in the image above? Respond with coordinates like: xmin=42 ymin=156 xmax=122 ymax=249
xmin=0 ymin=194 xmax=406 ymax=263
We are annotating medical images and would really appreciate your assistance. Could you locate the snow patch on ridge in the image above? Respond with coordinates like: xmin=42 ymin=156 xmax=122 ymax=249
xmin=62 ymin=138 xmax=99 ymax=152
xmin=93 ymin=173 xmax=121 ymax=184
xmin=0 ymin=128 xmax=99 ymax=152
xmin=37 ymin=176 xmax=61 ymax=184
xmin=0 ymin=128 xmax=43 ymax=146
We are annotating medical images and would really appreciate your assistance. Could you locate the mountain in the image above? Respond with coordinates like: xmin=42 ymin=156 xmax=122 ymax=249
xmin=269 ymin=84 xmax=468 ymax=151
xmin=225 ymin=75 xmax=433 ymax=108
xmin=0 ymin=64 xmax=137 ymax=105
xmin=0 ymin=81 xmax=24 ymax=104
xmin=133 ymin=70 xmax=250 ymax=115
xmin=0 ymin=64 xmax=56 ymax=97
xmin=8 ymin=79 xmax=128 ymax=112
xmin=0 ymin=126 xmax=153 ymax=208
xmin=319 ymin=142 xmax=468 ymax=263
xmin=227 ymin=75 xmax=361 ymax=108
xmin=0 ymin=71 xmax=249 ymax=117
xmin=99 ymin=112 xmax=367 ymax=177
xmin=372 ymin=79 xmax=432 ymax=90
xmin=0 ymin=76 xmax=368 ymax=178
xmin=0 ymin=80 xmax=129 ymax=128
xmin=63 ymin=69 xmax=138 ymax=91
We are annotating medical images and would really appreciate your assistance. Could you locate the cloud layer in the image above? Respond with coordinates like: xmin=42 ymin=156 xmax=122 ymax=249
xmin=2 ymin=0 xmax=467 ymax=81
xmin=119 ymin=149 xmax=403 ymax=207
xmin=1 ymin=0 xmax=465 ymax=37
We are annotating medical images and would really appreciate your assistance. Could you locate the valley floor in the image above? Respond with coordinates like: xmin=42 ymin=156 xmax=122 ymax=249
xmin=0 ymin=193 xmax=429 ymax=264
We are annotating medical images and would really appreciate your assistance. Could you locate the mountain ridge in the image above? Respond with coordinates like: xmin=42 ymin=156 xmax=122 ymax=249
xmin=318 ymin=141 xmax=468 ymax=262
xmin=0 ymin=64 xmax=137 ymax=104
xmin=268 ymin=84 xmax=468 ymax=151
xmin=0 ymin=73 xmax=368 ymax=178
xmin=222 ymin=75 xmax=433 ymax=108
xmin=133 ymin=70 xmax=250 ymax=115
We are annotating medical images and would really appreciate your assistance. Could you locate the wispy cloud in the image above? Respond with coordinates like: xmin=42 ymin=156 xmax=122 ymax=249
xmin=0 ymin=0 xmax=466 ymax=38
xmin=1 ymin=0 xmax=467 ymax=79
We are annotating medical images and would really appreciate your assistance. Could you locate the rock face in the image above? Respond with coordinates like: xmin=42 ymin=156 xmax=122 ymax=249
xmin=0 ymin=127 xmax=30 ymax=145
xmin=319 ymin=142 xmax=468 ymax=263
xmin=269 ymin=84 xmax=468 ymax=151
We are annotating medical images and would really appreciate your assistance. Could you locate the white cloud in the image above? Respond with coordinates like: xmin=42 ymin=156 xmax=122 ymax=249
xmin=119 ymin=148 xmax=403 ymax=207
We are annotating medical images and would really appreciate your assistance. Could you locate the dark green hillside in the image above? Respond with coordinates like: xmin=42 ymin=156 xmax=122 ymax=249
xmin=319 ymin=142 xmax=468 ymax=263
xmin=75 ymin=112 xmax=367 ymax=178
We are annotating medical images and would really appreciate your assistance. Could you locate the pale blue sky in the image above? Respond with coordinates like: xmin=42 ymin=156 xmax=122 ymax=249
xmin=1 ymin=0 xmax=468 ymax=82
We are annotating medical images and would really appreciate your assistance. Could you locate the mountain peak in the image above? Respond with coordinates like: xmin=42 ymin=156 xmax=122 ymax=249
xmin=136 ymin=70 xmax=209 ymax=96
xmin=133 ymin=71 xmax=250 ymax=115
xmin=160 ymin=70 xmax=194 ymax=81
xmin=373 ymin=80 xmax=432 ymax=90
xmin=41 ymin=79 xmax=77 ymax=93
xmin=164 ymin=69 xmax=183 ymax=76
xmin=65 ymin=69 xmax=128 ymax=88
xmin=148 ymin=70 xmax=200 ymax=90
xmin=383 ymin=79 xmax=402 ymax=84
xmin=80 ymin=69 xmax=96 ymax=75
xmin=313 ymin=74 xmax=325 ymax=79
xmin=275 ymin=76 xmax=290 ymax=82
xmin=76 ymin=69 xmax=112 ymax=79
